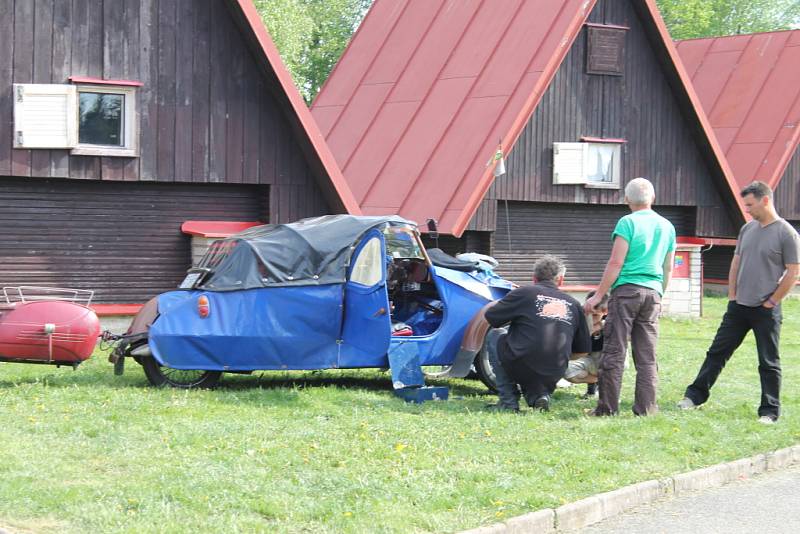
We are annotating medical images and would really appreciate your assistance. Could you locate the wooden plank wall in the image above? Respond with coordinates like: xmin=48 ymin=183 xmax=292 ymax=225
xmin=702 ymin=246 xmax=734 ymax=281
xmin=465 ymin=198 xmax=497 ymax=232
xmin=774 ymin=147 xmax=800 ymax=222
xmin=421 ymin=231 xmax=491 ymax=258
xmin=0 ymin=0 xmax=328 ymax=223
xmin=0 ymin=178 xmax=268 ymax=303
xmin=492 ymin=202 xmax=695 ymax=286
xmin=481 ymin=0 xmax=738 ymax=239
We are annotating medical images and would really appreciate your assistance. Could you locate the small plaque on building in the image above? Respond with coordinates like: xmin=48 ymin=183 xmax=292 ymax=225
xmin=586 ymin=25 xmax=626 ymax=76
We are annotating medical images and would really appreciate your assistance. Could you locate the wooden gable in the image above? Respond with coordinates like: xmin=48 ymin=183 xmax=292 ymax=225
xmin=478 ymin=0 xmax=740 ymax=239
xmin=0 ymin=0 xmax=351 ymax=224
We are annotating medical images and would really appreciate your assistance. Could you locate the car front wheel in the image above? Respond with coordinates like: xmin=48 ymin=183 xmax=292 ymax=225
xmin=141 ymin=357 xmax=222 ymax=389
xmin=475 ymin=328 xmax=506 ymax=393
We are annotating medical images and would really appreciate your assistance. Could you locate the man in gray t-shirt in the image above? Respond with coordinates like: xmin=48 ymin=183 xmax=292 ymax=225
xmin=679 ymin=181 xmax=800 ymax=423
xmin=735 ymin=218 xmax=799 ymax=306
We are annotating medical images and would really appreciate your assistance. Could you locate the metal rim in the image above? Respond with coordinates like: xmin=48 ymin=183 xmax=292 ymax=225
xmin=160 ymin=367 xmax=215 ymax=387
xmin=421 ymin=365 xmax=453 ymax=379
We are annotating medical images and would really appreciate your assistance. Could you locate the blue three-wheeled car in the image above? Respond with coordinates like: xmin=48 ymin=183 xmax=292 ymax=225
xmin=113 ymin=215 xmax=513 ymax=389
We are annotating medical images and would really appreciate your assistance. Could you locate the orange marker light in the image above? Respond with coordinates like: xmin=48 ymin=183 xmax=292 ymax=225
xmin=198 ymin=295 xmax=210 ymax=318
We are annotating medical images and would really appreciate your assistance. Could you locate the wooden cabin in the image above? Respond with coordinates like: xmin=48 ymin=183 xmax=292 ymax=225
xmin=677 ymin=30 xmax=800 ymax=286
xmin=312 ymin=0 xmax=745 ymax=287
xmin=0 ymin=0 xmax=359 ymax=304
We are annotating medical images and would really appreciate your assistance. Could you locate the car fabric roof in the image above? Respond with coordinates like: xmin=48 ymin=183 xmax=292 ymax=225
xmin=202 ymin=214 xmax=413 ymax=288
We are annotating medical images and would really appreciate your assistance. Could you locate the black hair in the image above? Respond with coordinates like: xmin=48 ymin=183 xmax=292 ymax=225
xmin=740 ymin=181 xmax=772 ymax=200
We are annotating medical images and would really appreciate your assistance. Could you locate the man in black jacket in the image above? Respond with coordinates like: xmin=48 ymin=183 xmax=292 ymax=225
xmin=485 ymin=255 xmax=591 ymax=412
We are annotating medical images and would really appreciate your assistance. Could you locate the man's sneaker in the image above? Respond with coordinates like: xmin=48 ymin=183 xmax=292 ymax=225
xmin=758 ymin=415 xmax=777 ymax=425
xmin=533 ymin=395 xmax=550 ymax=412
xmin=677 ymin=397 xmax=697 ymax=410
xmin=484 ymin=403 xmax=520 ymax=413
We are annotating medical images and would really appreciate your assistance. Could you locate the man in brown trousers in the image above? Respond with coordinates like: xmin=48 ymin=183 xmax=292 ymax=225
xmin=584 ymin=178 xmax=676 ymax=416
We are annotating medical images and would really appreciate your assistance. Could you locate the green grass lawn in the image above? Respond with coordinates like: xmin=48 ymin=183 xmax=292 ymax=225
xmin=1 ymin=297 xmax=798 ymax=533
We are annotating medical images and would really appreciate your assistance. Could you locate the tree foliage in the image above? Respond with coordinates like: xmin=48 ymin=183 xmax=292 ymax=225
xmin=255 ymin=0 xmax=371 ymax=103
xmin=657 ymin=0 xmax=800 ymax=40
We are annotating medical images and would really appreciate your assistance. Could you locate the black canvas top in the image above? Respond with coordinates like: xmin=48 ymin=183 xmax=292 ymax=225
xmin=198 ymin=214 xmax=414 ymax=290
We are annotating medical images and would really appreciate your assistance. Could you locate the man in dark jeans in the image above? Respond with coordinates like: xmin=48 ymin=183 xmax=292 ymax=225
xmin=679 ymin=181 xmax=800 ymax=424
xmin=485 ymin=255 xmax=591 ymax=412
xmin=584 ymin=177 xmax=676 ymax=416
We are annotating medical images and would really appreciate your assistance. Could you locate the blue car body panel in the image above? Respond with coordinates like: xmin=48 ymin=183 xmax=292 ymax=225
xmin=396 ymin=269 xmax=495 ymax=367
xmin=148 ymin=224 xmax=513 ymax=373
xmin=150 ymin=285 xmax=343 ymax=371
xmin=338 ymin=229 xmax=392 ymax=367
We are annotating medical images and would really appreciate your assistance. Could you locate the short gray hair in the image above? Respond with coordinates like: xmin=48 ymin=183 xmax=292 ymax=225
xmin=533 ymin=255 xmax=566 ymax=282
xmin=625 ymin=177 xmax=655 ymax=205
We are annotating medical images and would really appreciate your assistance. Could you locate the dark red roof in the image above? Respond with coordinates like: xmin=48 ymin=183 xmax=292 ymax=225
xmin=227 ymin=0 xmax=361 ymax=215
xmin=313 ymin=0 xmax=742 ymax=235
xmin=676 ymin=30 xmax=800 ymax=190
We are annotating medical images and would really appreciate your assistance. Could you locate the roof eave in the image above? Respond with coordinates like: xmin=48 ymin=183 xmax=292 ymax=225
xmin=767 ymin=126 xmax=800 ymax=190
xmin=450 ymin=0 xmax=598 ymax=237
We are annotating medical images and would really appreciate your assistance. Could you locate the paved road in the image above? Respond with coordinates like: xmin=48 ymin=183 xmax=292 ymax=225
xmin=579 ymin=465 xmax=800 ymax=534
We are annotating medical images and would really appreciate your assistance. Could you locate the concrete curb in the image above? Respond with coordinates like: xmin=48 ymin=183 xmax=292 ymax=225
xmin=459 ymin=443 xmax=800 ymax=534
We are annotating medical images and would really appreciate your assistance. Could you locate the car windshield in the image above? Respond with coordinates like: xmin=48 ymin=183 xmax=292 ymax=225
xmin=383 ymin=224 xmax=425 ymax=259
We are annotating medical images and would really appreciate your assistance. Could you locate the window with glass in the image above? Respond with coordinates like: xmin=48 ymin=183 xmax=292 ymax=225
xmin=79 ymin=92 xmax=124 ymax=146
xmin=73 ymin=85 xmax=138 ymax=156
xmin=383 ymin=225 xmax=424 ymax=259
xmin=350 ymin=237 xmax=384 ymax=287
xmin=11 ymin=81 xmax=139 ymax=156
xmin=552 ymin=141 xmax=622 ymax=189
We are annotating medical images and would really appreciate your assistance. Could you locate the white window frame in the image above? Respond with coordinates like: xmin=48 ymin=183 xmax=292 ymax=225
xmin=72 ymin=84 xmax=138 ymax=157
xmin=552 ymin=141 xmax=622 ymax=189
xmin=12 ymin=82 xmax=139 ymax=157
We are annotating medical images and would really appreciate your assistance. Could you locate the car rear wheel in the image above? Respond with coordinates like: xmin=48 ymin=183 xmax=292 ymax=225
xmin=141 ymin=357 xmax=222 ymax=389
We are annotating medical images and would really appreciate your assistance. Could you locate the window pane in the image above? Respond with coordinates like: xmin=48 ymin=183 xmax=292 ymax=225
xmin=350 ymin=237 xmax=383 ymax=287
xmin=383 ymin=225 xmax=424 ymax=259
xmin=586 ymin=144 xmax=616 ymax=183
xmin=78 ymin=92 xmax=123 ymax=146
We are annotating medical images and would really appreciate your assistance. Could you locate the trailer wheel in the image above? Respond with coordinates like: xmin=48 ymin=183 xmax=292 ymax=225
xmin=141 ymin=357 xmax=222 ymax=389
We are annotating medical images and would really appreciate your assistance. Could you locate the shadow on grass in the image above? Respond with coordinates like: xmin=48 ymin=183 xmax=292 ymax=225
xmin=0 ymin=362 xmax=491 ymax=400
xmin=220 ymin=369 xmax=492 ymax=398
xmin=0 ymin=360 xmax=612 ymax=420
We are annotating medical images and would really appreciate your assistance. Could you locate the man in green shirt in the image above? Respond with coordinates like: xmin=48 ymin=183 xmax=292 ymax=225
xmin=584 ymin=177 xmax=676 ymax=416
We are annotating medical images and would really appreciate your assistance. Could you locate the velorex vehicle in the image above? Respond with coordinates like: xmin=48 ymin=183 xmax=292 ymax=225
xmin=110 ymin=215 xmax=514 ymax=390
xmin=0 ymin=287 xmax=100 ymax=367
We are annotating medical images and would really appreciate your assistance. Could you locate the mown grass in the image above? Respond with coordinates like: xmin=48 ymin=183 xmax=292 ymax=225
xmin=0 ymin=297 xmax=798 ymax=533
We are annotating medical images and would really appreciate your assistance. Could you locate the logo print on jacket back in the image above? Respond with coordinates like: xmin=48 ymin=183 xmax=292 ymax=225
xmin=536 ymin=294 xmax=573 ymax=324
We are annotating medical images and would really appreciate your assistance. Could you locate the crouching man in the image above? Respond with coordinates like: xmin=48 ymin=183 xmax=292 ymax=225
xmin=484 ymin=255 xmax=591 ymax=412
xmin=563 ymin=291 xmax=610 ymax=398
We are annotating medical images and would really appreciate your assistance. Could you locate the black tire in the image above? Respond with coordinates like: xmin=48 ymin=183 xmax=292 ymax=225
xmin=141 ymin=357 xmax=222 ymax=389
xmin=475 ymin=327 xmax=506 ymax=393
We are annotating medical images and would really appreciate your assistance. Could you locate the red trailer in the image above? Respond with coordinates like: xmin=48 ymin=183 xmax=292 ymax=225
xmin=0 ymin=287 xmax=100 ymax=366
